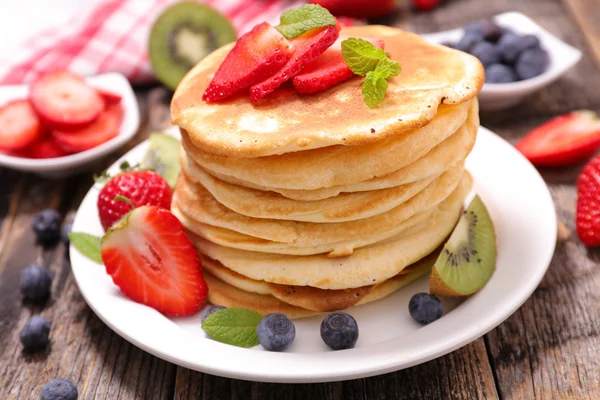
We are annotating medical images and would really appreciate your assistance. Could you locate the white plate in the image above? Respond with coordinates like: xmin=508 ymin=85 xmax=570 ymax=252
xmin=0 ymin=73 xmax=139 ymax=177
xmin=423 ymin=12 xmax=582 ymax=111
xmin=70 ymin=126 xmax=556 ymax=383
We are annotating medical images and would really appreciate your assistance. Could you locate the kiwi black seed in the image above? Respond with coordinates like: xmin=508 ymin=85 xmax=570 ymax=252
xmin=141 ymin=133 xmax=181 ymax=188
xmin=430 ymin=195 xmax=496 ymax=297
xmin=149 ymin=2 xmax=237 ymax=90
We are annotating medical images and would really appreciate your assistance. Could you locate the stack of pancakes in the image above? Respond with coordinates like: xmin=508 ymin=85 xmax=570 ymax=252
xmin=170 ymin=26 xmax=484 ymax=318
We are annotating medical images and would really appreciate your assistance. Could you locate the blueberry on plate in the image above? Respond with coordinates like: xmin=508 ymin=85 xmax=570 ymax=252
xmin=256 ymin=313 xmax=295 ymax=352
xmin=486 ymin=64 xmax=518 ymax=84
xmin=497 ymin=32 xmax=523 ymax=64
xmin=409 ymin=293 xmax=443 ymax=325
xmin=516 ymin=48 xmax=550 ymax=80
xmin=200 ymin=305 xmax=225 ymax=322
xmin=320 ymin=312 xmax=359 ymax=350
xmin=32 ymin=209 xmax=62 ymax=244
xmin=470 ymin=41 xmax=501 ymax=67
xmin=20 ymin=315 xmax=51 ymax=350
xmin=455 ymin=31 xmax=484 ymax=53
xmin=20 ymin=264 xmax=52 ymax=301
xmin=40 ymin=378 xmax=78 ymax=400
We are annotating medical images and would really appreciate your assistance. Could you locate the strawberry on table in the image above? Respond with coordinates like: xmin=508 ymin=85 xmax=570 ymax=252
xmin=101 ymin=206 xmax=207 ymax=316
xmin=0 ymin=100 xmax=44 ymax=151
xmin=97 ymin=171 xmax=173 ymax=231
xmin=577 ymin=156 xmax=600 ymax=247
xmin=202 ymin=22 xmax=293 ymax=103
xmin=515 ymin=110 xmax=600 ymax=167
xmin=29 ymin=70 xmax=105 ymax=130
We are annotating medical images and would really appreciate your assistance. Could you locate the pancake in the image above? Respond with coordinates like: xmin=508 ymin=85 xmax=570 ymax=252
xmin=189 ymin=172 xmax=472 ymax=289
xmin=198 ymin=107 xmax=478 ymax=201
xmin=180 ymin=152 xmax=459 ymax=222
xmin=172 ymin=26 xmax=484 ymax=158
xmin=173 ymin=167 xmax=468 ymax=247
xmin=181 ymin=99 xmax=475 ymax=191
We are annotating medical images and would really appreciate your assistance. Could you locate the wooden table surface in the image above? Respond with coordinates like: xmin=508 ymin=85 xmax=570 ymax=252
xmin=1 ymin=0 xmax=600 ymax=398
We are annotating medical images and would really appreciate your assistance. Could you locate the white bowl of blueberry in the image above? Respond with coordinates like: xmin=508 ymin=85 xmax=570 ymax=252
xmin=423 ymin=12 xmax=582 ymax=111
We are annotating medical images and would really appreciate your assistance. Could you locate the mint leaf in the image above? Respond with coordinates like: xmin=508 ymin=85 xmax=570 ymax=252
xmin=69 ymin=232 xmax=103 ymax=264
xmin=362 ymin=71 xmax=388 ymax=109
xmin=375 ymin=58 xmax=401 ymax=79
xmin=202 ymin=308 xmax=262 ymax=348
xmin=276 ymin=4 xmax=336 ymax=39
xmin=341 ymin=38 xmax=387 ymax=76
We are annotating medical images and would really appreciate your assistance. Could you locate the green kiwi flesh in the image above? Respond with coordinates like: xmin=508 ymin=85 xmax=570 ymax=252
xmin=149 ymin=2 xmax=237 ymax=90
xmin=430 ymin=195 xmax=496 ymax=297
xmin=141 ymin=133 xmax=180 ymax=187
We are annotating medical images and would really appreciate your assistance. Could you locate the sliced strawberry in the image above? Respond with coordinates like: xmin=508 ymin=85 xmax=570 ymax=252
xmin=29 ymin=138 xmax=69 ymax=159
xmin=577 ymin=156 xmax=600 ymax=246
xmin=52 ymin=104 xmax=123 ymax=153
xmin=250 ymin=25 xmax=339 ymax=102
xmin=95 ymin=88 xmax=122 ymax=105
xmin=310 ymin=0 xmax=396 ymax=19
xmin=102 ymin=206 xmax=207 ymax=316
xmin=203 ymin=22 xmax=293 ymax=103
xmin=0 ymin=100 xmax=44 ymax=151
xmin=29 ymin=70 xmax=105 ymax=130
xmin=292 ymin=36 xmax=384 ymax=94
xmin=515 ymin=111 xmax=600 ymax=167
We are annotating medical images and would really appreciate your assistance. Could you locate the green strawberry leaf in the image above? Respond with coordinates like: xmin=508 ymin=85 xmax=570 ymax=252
xmin=341 ymin=38 xmax=387 ymax=76
xmin=362 ymin=71 xmax=389 ymax=109
xmin=276 ymin=4 xmax=336 ymax=39
xmin=69 ymin=232 xmax=103 ymax=264
xmin=202 ymin=308 xmax=263 ymax=348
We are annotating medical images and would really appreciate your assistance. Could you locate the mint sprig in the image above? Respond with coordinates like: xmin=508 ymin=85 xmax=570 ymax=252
xmin=202 ymin=308 xmax=262 ymax=348
xmin=69 ymin=232 xmax=103 ymax=263
xmin=341 ymin=38 xmax=402 ymax=108
xmin=276 ymin=4 xmax=336 ymax=39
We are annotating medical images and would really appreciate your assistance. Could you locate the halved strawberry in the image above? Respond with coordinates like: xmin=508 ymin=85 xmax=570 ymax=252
xmin=203 ymin=22 xmax=293 ymax=103
xmin=95 ymin=88 xmax=122 ymax=105
xmin=292 ymin=36 xmax=384 ymax=94
xmin=310 ymin=0 xmax=396 ymax=19
xmin=0 ymin=100 xmax=45 ymax=151
xmin=101 ymin=206 xmax=207 ymax=316
xmin=29 ymin=138 xmax=69 ymax=159
xmin=250 ymin=25 xmax=339 ymax=101
xmin=29 ymin=70 xmax=105 ymax=130
xmin=515 ymin=111 xmax=600 ymax=167
xmin=52 ymin=104 xmax=123 ymax=153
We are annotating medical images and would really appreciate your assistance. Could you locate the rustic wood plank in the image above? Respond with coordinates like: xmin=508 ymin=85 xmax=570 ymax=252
xmin=563 ymin=0 xmax=600 ymax=70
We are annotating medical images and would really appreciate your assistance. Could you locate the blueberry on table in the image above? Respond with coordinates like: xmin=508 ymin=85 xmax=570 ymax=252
xmin=32 ymin=209 xmax=62 ymax=244
xmin=200 ymin=305 xmax=225 ymax=322
xmin=516 ymin=48 xmax=550 ymax=80
xmin=409 ymin=293 xmax=443 ymax=325
xmin=455 ymin=31 xmax=484 ymax=53
xmin=497 ymin=32 xmax=523 ymax=64
xmin=320 ymin=312 xmax=359 ymax=350
xmin=486 ymin=64 xmax=518 ymax=84
xmin=20 ymin=264 xmax=52 ymax=301
xmin=40 ymin=378 xmax=78 ymax=400
xmin=256 ymin=313 xmax=296 ymax=352
xmin=20 ymin=315 xmax=50 ymax=350
xmin=470 ymin=41 xmax=501 ymax=67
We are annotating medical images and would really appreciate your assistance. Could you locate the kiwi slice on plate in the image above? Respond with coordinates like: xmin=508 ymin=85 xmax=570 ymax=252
xmin=430 ymin=195 xmax=497 ymax=297
xmin=141 ymin=133 xmax=180 ymax=187
xmin=149 ymin=2 xmax=237 ymax=90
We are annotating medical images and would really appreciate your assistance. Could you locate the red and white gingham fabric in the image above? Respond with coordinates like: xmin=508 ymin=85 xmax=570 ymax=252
xmin=0 ymin=0 xmax=305 ymax=85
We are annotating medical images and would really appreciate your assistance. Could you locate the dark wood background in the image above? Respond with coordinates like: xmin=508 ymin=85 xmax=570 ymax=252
xmin=1 ymin=0 xmax=599 ymax=398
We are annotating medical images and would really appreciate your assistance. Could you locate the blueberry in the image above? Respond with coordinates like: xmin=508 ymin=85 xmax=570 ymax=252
xmin=516 ymin=48 xmax=550 ymax=80
xmin=479 ymin=20 xmax=503 ymax=42
xmin=256 ymin=313 xmax=295 ymax=352
xmin=20 ymin=315 xmax=50 ymax=350
xmin=464 ymin=20 xmax=486 ymax=35
xmin=320 ymin=312 xmax=359 ymax=350
xmin=61 ymin=223 xmax=72 ymax=244
xmin=40 ymin=378 xmax=78 ymax=400
xmin=409 ymin=293 xmax=443 ymax=325
xmin=455 ymin=31 xmax=484 ymax=53
xmin=497 ymin=32 xmax=523 ymax=64
xmin=20 ymin=264 xmax=52 ymax=301
xmin=486 ymin=64 xmax=518 ymax=84
xmin=470 ymin=41 xmax=501 ymax=67
xmin=200 ymin=305 xmax=225 ymax=322
xmin=32 ymin=209 xmax=62 ymax=244
xmin=519 ymin=34 xmax=541 ymax=52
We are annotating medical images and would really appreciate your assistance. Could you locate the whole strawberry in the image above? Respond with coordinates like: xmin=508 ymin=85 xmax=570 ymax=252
xmin=577 ymin=156 xmax=600 ymax=246
xmin=97 ymin=171 xmax=173 ymax=231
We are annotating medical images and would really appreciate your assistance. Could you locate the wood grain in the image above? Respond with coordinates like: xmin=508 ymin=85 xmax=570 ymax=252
xmin=563 ymin=0 xmax=600 ymax=71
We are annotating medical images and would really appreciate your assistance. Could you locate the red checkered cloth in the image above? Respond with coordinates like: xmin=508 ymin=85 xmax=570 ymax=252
xmin=0 ymin=0 xmax=305 ymax=85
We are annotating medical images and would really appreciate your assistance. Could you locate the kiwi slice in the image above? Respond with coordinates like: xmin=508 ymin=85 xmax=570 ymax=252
xmin=149 ymin=2 xmax=237 ymax=90
xmin=430 ymin=195 xmax=496 ymax=297
xmin=141 ymin=133 xmax=180 ymax=187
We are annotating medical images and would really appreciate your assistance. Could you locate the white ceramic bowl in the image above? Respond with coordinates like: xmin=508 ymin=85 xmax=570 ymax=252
xmin=422 ymin=12 xmax=582 ymax=111
xmin=0 ymin=73 xmax=139 ymax=177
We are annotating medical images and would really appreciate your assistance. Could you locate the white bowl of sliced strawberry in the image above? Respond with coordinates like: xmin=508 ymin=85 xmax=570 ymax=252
xmin=0 ymin=72 xmax=139 ymax=177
